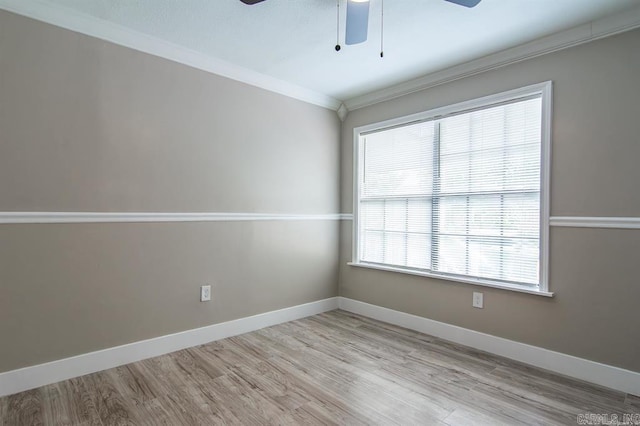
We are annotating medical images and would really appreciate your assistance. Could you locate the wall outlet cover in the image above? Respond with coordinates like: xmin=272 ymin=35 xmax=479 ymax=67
xmin=200 ymin=285 xmax=211 ymax=302
xmin=473 ymin=292 xmax=484 ymax=309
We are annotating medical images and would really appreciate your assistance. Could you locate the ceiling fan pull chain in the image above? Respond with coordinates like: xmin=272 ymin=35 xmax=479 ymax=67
xmin=380 ymin=0 xmax=384 ymax=58
xmin=335 ymin=0 xmax=341 ymax=51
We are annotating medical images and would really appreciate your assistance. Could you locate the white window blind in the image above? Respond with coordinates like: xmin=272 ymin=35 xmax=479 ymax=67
xmin=357 ymin=94 xmax=544 ymax=289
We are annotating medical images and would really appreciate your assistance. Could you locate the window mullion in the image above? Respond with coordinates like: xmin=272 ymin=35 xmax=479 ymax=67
xmin=500 ymin=107 xmax=507 ymax=280
xmin=404 ymin=198 xmax=409 ymax=266
xmin=430 ymin=121 xmax=441 ymax=272
xmin=465 ymin=114 xmax=472 ymax=276
xmin=382 ymin=199 xmax=387 ymax=264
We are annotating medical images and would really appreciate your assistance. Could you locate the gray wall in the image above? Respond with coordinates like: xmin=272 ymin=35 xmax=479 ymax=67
xmin=339 ymin=28 xmax=640 ymax=373
xmin=0 ymin=10 xmax=340 ymax=372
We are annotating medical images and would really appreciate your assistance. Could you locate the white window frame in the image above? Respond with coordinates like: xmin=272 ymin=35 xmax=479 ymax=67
xmin=349 ymin=82 xmax=553 ymax=297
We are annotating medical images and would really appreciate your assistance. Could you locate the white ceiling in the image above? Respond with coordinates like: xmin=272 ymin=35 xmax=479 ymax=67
xmin=3 ymin=0 xmax=640 ymax=106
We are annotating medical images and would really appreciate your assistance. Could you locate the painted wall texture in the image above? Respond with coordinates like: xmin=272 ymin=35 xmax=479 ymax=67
xmin=0 ymin=10 xmax=341 ymax=372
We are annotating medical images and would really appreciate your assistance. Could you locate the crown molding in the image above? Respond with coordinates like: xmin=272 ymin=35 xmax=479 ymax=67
xmin=3 ymin=1 xmax=639 ymax=116
xmin=0 ymin=0 xmax=342 ymax=111
xmin=336 ymin=103 xmax=349 ymax=121
xmin=344 ymin=5 xmax=640 ymax=111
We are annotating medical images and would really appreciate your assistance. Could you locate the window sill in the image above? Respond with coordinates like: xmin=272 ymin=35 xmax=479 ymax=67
xmin=347 ymin=262 xmax=554 ymax=297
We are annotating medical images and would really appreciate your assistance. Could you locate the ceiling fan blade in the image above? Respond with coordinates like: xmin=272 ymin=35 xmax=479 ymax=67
xmin=444 ymin=0 xmax=481 ymax=8
xmin=239 ymin=0 xmax=265 ymax=4
xmin=345 ymin=0 xmax=370 ymax=45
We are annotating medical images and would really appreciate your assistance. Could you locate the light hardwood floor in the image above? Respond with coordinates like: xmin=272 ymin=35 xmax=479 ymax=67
xmin=1 ymin=310 xmax=638 ymax=425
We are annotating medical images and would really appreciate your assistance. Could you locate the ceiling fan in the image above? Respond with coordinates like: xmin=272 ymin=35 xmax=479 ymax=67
xmin=239 ymin=0 xmax=481 ymax=47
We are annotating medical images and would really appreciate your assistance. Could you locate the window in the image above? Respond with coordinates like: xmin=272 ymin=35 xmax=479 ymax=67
xmin=351 ymin=83 xmax=552 ymax=295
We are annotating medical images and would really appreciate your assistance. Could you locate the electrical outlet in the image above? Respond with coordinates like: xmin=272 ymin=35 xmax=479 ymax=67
xmin=200 ymin=285 xmax=211 ymax=302
xmin=472 ymin=292 xmax=483 ymax=309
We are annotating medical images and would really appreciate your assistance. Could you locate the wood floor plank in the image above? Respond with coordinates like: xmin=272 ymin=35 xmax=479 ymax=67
xmin=627 ymin=394 xmax=640 ymax=409
xmin=5 ymin=389 xmax=44 ymax=426
xmin=293 ymin=400 xmax=368 ymax=426
xmin=275 ymin=405 xmax=333 ymax=426
xmin=153 ymin=393 xmax=216 ymax=425
xmin=217 ymin=371 xmax=293 ymax=423
xmin=306 ymin=315 xmax=419 ymax=358
xmin=41 ymin=383 xmax=73 ymax=426
xmin=105 ymin=364 xmax=158 ymax=407
xmin=407 ymin=340 xmax=499 ymax=375
xmin=179 ymin=378 xmax=247 ymax=425
xmin=477 ymin=367 xmax=635 ymax=421
xmin=138 ymin=353 xmax=194 ymax=395
xmin=490 ymin=365 xmax=636 ymax=414
xmin=280 ymin=319 xmax=403 ymax=368
xmin=466 ymin=380 xmax=579 ymax=425
xmin=314 ymin=312 xmax=439 ymax=352
xmin=238 ymin=342 xmax=382 ymax=424
xmin=274 ymin=323 xmax=455 ymax=422
xmin=376 ymin=359 xmax=477 ymax=412
xmin=227 ymin=358 xmax=311 ymax=411
xmin=443 ymin=405 xmax=532 ymax=426
xmin=131 ymin=398 xmax=174 ymax=426
xmin=0 ymin=392 xmax=6 ymax=426
xmin=262 ymin=343 xmax=446 ymax=424
xmin=273 ymin=322 xmax=393 ymax=374
xmin=2 ymin=309 xmax=638 ymax=425
xmin=169 ymin=347 xmax=226 ymax=383
xmin=56 ymin=377 xmax=102 ymax=426
xmin=197 ymin=339 xmax=266 ymax=374
xmin=81 ymin=371 xmax=138 ymax=426
xmin=188 ymin=367 xmax=292 ymax=425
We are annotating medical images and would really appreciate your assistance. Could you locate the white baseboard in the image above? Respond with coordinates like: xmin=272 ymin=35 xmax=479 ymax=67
xmin=4 ymin=296 xmax=637 ymax=398
xmin=338 ymin=297 xmax=640 ymax=396
xmin=0 ymin=297 xmax=339 ymax=398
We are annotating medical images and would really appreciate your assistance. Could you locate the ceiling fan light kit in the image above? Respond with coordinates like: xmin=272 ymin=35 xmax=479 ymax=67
xmin=240 ymin=0 xmax=481 ymax=57
xmin=444 ymin=0 xmax=482 ymax=7
xmin=345 ymin=0 xmax=370 ymax=45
